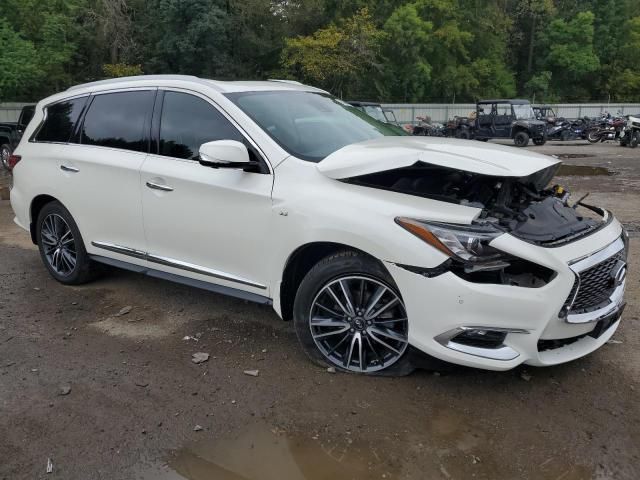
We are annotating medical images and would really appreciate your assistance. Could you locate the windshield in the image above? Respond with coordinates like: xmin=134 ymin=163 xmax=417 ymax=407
xmin=513 ymin=104 xmax=535 ymax=120
xmin=362 ymin=105 xmax=387 ymax=122
xmin=225 ymin=91 xmax=405 ymax=162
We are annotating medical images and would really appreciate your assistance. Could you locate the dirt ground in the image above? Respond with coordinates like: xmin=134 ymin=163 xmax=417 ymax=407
xmin=0 ymin=139 xmax=639 ymax=480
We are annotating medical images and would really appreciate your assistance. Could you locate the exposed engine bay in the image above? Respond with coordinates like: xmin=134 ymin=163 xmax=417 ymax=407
xmin=345 ymin=161 xmax=607 ymax=246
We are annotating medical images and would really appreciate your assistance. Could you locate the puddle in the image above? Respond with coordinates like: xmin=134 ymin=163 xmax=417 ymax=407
xmin=552 ymin=153 xmax=596 ymax=159
xmin=556 ymin=165 xmax=613 ymax=176
xmin=139 ymin=424 xmax=402 ymax=480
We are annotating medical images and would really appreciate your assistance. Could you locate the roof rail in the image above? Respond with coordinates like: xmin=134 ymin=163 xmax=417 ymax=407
xmin=267 ymin=79 xmax=303 ymax=85
xmin=67 ymin=75 xmax=202 ymax=91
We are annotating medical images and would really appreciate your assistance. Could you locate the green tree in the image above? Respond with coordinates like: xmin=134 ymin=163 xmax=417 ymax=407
xmin=541 ymin=11 xmax=600 ymax=100
xmin=381 ymin=3 xmax=432 ymax=102
xmin=137 ymin=0 xmax=231 ymax=78
xmin=0 ymin=19 xmax=40 ymax=100
xmin=611 ymin=16 xmax=640 ymax=101
xmin=280 ymin=8 xmax=385 ymax=98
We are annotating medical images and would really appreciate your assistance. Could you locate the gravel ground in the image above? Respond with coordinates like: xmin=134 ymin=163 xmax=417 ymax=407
xmin=0 ymin=139 xmax=639 ymax=480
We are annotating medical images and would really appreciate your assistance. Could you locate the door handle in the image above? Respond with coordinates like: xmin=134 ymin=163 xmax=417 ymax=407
xmin=60 ymin=164 xmax=79 ymax=173
xmin=146 ymin=181 xmax=174 ymax=192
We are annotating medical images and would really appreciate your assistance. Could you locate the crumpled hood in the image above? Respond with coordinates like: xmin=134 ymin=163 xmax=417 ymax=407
xmin=317 ymin=136 xmax=560 ymax=180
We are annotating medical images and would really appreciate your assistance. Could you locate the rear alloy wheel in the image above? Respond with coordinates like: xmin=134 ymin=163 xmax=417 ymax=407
xmin=514 ymin=131 xmax=529 ymax=147
xmin=294 ymin=251 xmax=412 ymax=375
xmin=36 ymin=201 xmax=97 ymax=285
xmin=1 ymin=144 xmax=11 ymax=170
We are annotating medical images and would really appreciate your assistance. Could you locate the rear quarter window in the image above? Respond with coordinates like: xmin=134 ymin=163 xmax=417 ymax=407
xmin=34 ymin=97 xmax=88 ymax=143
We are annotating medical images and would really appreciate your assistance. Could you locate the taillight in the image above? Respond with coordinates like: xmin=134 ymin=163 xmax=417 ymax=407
xmin=7 ymin=154 xmax=21 ymax=171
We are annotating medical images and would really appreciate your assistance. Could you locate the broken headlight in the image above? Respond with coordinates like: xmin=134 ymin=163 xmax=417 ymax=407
xmin=395 ymin=218 xmax=506 ymax=266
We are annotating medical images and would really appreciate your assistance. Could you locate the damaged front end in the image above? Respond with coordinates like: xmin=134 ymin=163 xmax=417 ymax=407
xmin=317 ymin=137 xmax=612 ymax=289
xmin=344 ymin=161 xmax=608 ymax=247
xmin=343 ymin=161 xmax=610 ymax=289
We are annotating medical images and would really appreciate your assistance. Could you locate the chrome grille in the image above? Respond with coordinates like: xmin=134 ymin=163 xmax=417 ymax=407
xmin=565 ymin=251 xmax=625 ymax=313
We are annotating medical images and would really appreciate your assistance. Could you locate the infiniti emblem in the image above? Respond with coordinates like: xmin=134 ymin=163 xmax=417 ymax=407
xmin=611 ymin=260 xmax=627 ymax=287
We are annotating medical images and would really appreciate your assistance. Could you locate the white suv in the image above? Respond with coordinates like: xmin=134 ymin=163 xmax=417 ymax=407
xmin=8 ymin=75 xmax=628 ymax=374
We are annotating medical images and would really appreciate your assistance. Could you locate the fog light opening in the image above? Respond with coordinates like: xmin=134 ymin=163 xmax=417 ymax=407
xmin=452 ymin=329 xmax=507 ymax=349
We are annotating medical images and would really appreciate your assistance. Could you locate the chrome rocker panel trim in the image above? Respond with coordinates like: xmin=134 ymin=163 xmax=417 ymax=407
xmin=91 ymin=241 xmax=266 ymax=290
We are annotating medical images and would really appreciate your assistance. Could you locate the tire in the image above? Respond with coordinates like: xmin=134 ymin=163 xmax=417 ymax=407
xmin=587 ymin=129 xmax=601 ymax=143
xmin=631 ymin=131 xmax=639 ymax=148
xmin=458 ymin=129 xmax=471 ymax=140
xmin=476 ymin=138 xmax=489 ymax=142
xmin=293 ymin=250 xmax=413 ymax=376
xmin=514 ymin=131 xmax=529 ymax=147
xmin=533 ymin=137 xmax=546 ymax=146
xmin=1 ymin=144 xmax=11 ymax=170
xmin=36 ymin=201 xmax=97 ymax=285
xmin=560 ymin=130 xmax=570 ymax=141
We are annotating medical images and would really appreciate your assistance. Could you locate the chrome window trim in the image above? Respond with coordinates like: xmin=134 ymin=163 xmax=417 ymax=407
xmin=91 ymin=241 xmax=266 ymax=290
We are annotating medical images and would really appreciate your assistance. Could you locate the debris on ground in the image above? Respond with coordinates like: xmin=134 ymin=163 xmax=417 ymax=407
xmin=58 ymin=384 xmax=71 ymax=396
xmin=471 ymin=455 xmax=481 ymax=464
xmin=243 ymin=369 xmax=259 ymax=377
xmin=135 ymin=381 xmax=149 ymax=388
xmin=327 ymin=367 xmax=336 ymax=374
xmin=607 ymin=339 xmax=623 ymax=344
xmin=520 ymin=372 xmax=532 ymax=382
xmin=182 ymin=335 xmax=199 ymax=342
xmin=191 ymin=352 xmax=210 ymax=364
xmin=114 ymin=306 xmax=133 ymax=317
xmin=46 ymin=458 xmax=53 ymax=473
xmin=193 ymin=425 xmax=203 ymax=432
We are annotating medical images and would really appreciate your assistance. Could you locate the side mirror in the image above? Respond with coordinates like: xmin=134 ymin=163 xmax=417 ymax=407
xmin=199 ymin=140 xmax=251 ymax=169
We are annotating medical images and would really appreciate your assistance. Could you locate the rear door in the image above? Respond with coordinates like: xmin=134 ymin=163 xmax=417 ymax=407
xmin=140 ymin=89 xmax=273 ymax=294
xmin=59 ymin=89 xmax=155 ymax=260
xmin=493 ymin=103 xmax=513 ymax=137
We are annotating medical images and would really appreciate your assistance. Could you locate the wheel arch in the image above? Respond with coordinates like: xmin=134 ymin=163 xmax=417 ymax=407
xmin=279 ymin=241 xmax=388 ymax=321
xmin=29 ymin=194 xmax=61 ymax=244
xmin=510 ymin=124 xmax=528 ymax=138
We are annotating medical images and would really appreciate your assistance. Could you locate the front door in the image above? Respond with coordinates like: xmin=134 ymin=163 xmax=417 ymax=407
xmin=140 ymin=90 xmax=274 ymax=295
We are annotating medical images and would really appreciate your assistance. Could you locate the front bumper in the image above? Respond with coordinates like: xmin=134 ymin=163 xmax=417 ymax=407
xmin=388 ymin=218 xmax=626 ymax=371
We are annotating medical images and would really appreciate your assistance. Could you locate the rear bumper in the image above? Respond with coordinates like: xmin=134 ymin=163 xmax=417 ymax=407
xmin=9 ymin=181 xmax=29 ymax=233
xmin=387 ymin=218 xmax=626 ymax=371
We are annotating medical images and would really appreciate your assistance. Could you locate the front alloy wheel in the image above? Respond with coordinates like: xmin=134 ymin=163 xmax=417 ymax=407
xmin=293 ymin=251 xmax=413 ymax=375
xmin=309 ymin=276 xmax=409 ymax=373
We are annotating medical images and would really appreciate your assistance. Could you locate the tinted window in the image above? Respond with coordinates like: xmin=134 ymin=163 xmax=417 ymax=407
xmin=159 ymin=92 xmax=243 ymax=160
xmin=35 ymin=97 xmax=87 ymax=143
xmin=81 ymin=91 xmax=154 ymax=152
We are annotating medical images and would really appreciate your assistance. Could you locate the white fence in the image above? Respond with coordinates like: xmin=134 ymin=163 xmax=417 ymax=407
xmin=3 ymin=101 xmax=640 ymax=125
xmin=0 ymin=103 xmax=34 ymax=122
xmin=381 ymin=103 xmax=640 ymax=125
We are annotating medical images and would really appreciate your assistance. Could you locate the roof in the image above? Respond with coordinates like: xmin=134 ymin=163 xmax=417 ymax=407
xmin=477 ymin=99 xmax=531 ymax=105
xmin=66 ymin=75 xmax=326 ymax=94
xmin=348 ymin=101 xmax=382 ymax=107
